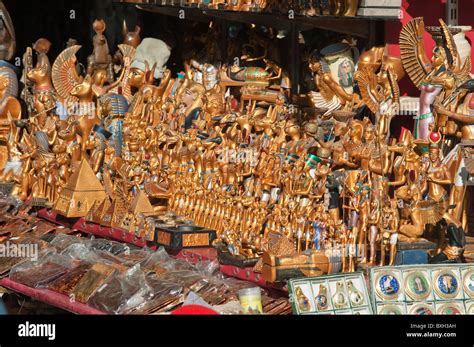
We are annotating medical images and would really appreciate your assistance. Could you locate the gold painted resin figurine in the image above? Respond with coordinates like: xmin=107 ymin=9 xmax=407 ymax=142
xmin=0 ymin=8 xmax=470 ymax=284
xmin=400 ymin=18 xmax=471 ymax=140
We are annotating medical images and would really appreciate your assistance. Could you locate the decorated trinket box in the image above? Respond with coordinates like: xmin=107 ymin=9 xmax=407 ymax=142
xmin=154 ymin=225 xmax=217 ymax=250
xmin=288 ymin=272 xmax=372 ymax=315
xmin=216 ymin=243 xmax=260 ymax=268
xmin=262 ymin=250 xmax=342 ymax=283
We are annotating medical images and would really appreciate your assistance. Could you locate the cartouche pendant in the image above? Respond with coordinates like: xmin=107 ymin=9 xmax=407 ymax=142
xmin=296 ymin=288 xmax=311 ymax=312
xmin=315 ymin=284 xmax=329 ymax=311
xmin=332 ymin=281 xmax=348 ymax=309
xmin=347 ymin=280 xmax=364 ymax=307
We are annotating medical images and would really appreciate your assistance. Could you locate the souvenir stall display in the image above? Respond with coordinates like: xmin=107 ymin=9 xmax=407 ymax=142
xmin=0 ymin=0 xmax=473 ymax=315
xmin=0 ymin=197 xmax=292 ymax=314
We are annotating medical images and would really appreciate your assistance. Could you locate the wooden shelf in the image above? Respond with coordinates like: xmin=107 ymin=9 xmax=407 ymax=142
xmin=134 ymin=4 xmax=396 ymax=38
xmin=137 ymin=4 xmax=210 ymax=22
xmin=119 ymin=2 xmax=392 ymax=95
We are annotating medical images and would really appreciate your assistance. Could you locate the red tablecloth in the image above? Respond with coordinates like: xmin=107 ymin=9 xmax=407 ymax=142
xmin=0 ymin=278 xmax=106 ymax=315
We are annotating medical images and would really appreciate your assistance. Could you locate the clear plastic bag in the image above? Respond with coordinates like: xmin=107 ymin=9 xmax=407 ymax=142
xmin=211 ymin=300 xmax=242 ymax=315
xmin=88 ymin=237 xmax=134 ymax=255
xmin=93 ymin=250 xmax=130 ymax=272
xmin=9 ymin=253 xmax=76 ymax=288
xmin=141 ymin=247 xmax=194 ymax=272
xmin=158 ymin=270 xmax=204 ymax=288
xmin=145 ymin=273 xmax=183 ymax=298
xmin=70 ymin=262 xmax=117 ymax=303
xmin=193 ymin=259 xmax=221 ymax=277
xmin=182 ymin=291 xmax=213 ymax=308
xmin=0 ymin=195 xmax=24 ymax=216
xmin=0 ymin=238 xmax=53 ymax=276
xmin=88 ymin=265 xmax=150 ymax=314
xmin=88 ymin=238 xmax=116 ymax=253
xmin=190 ymin=259 xmax=257 ymax=303
xmin=47 ymin=262 xmax=93 ymax=296
xmin=140 ymin=247 xmax=172 ymax=270
xmin=140 ymin=250 xmax=253 ymax=307
xmin=117 ymin=249 xmax=152 ymax=267
xmin=50 ymin=234 xmax=84 ymax=252
xmin=109 ymin=240 xmax=135 ymax=256
xmin=127 ymin=273 xmax=184 ymax=315
xmin=61 ymin=243 xmax=103 ymax=264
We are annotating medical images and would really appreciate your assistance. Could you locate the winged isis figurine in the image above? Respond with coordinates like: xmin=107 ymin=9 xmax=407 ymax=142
xmin=52 ymin=45 xmax=83 ymax=104
xmin=104 ymin=44 xmax=136 ymax=102
xmin=399 ymin=17 xmax=472 ymax=140
xmin=356 ymin=52 xmax=403 ymax=140
xmin=53 ymin=44 xmax=136 ymax=105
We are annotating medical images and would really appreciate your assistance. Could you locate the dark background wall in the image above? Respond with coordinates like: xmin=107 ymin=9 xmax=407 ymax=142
xmin=5 ymin=0 xmax=133 ymax=62
xmin=7 ymin=0 xmax=473 ymax=94
xmin=2 ymin=0 xmax=290 ymax=83
xmin=3 ymin=0 xmax=186 ymax=71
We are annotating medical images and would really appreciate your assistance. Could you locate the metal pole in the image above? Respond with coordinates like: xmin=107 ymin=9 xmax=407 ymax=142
xmin=290 ymin=22 xmax=300 ymax=96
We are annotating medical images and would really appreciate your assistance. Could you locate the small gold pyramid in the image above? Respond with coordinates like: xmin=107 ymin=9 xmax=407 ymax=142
xmin=120 ymin=190 xmax=155 ymax=233
xmin=101 ymin=197 xmax=127 ymax=228
xmin=129 ymin=190 xmax=155 ymax=216
xmin=53 ymin=159 xmax=106 ymax=218
xmin=86 ymin=197 xmax=112 ymax=224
